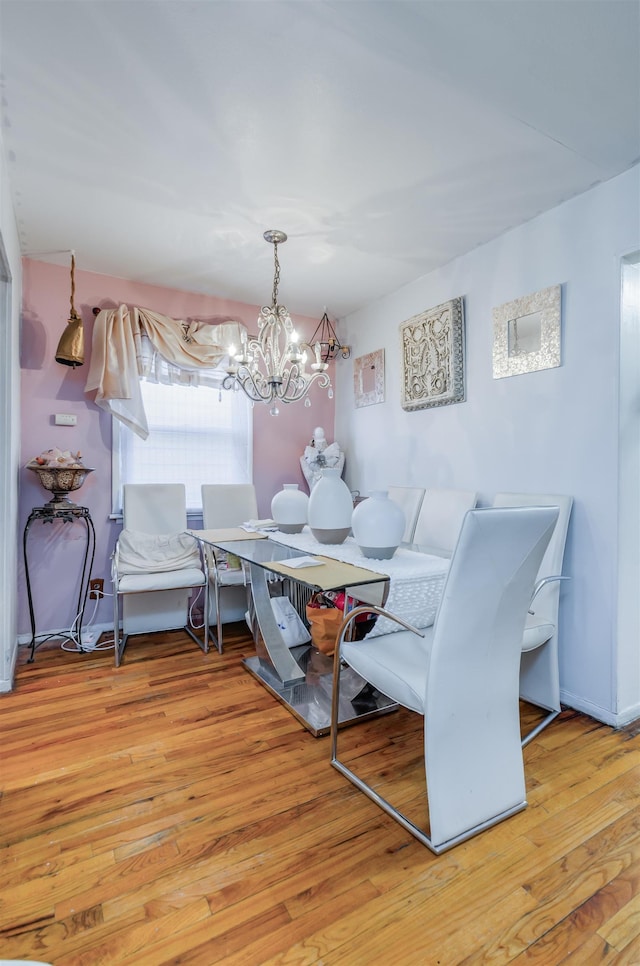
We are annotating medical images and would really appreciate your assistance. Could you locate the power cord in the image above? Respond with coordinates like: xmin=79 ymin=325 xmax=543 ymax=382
xmin=60 ymin=589 xmax=115 ymax=653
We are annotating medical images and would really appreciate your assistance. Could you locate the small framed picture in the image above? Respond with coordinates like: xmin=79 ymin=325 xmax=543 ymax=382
xmin=354 ymin=349 xmax=384 ymax=408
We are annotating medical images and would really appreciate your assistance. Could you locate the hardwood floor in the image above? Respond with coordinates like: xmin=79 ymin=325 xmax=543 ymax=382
xmin=2 ymin=626 xmax=640 ymax=965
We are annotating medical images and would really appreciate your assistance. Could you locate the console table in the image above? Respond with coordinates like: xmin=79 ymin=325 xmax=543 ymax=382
xmin=23 ymin=503 xmax=96 ymax=661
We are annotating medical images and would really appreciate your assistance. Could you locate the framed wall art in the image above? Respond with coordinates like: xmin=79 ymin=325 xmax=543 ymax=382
xmin=492 ymin=283 xmax=561 ymax=379
xmin=354 ymin=349 xmax=384 ymax=408
xmin=400 ymin=296 xmax=465 ymax=412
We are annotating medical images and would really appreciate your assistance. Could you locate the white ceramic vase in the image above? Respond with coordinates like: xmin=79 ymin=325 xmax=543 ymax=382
xmin=307 ymin=468 xmax=353 ymax=544
xmin=352 ymin=490 xmax=406 ymax=559
xmin=271 ymin=483 xmax=309 ymax=534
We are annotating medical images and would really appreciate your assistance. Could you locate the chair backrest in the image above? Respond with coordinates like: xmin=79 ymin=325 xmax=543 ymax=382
xmin=201 ymin=483 xmax=258 ymax=529
xmin=412 ymin=487 xmax=478 ymax=556
xmin=425 ymin=505 xmax=558 ymax=842
xmin=387 ymin=486 xmax=426 ymax=544
xmin=123 ymin=483 xmax=187 ymax=534
xmin=492 ymin=492 xmax=573 ymax=625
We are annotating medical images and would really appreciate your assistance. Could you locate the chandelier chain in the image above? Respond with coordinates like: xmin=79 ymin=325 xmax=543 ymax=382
xmin=271 ymin=243 xmax=280 ymax=307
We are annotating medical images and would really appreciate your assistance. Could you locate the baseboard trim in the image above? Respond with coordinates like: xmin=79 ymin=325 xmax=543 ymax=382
xmin=16 ymin=622 xmax=114 ymax=648
xmin=560 ymin=688 xmax=640 ymax=728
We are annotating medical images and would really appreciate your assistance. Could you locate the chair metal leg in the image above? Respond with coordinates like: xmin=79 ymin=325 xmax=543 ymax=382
xmin=216 ymin=577 xmax=223 ymax=654
xmin=115 ymin=578 xmax=210 ymax=664
xmin=114 ymin=589 xmax=127 ymax=668
xmin=205 ymin=577 xmax=224 ymax=654
xmin=521 ymin=709 xmax=560 ymax=747
xmin=184 ymin=624 xmax=207 ymax=653
xmin=329 ymin=620 xmax=527 ymax=854
xmin=203 ymin=574 xmax=209 ymax=654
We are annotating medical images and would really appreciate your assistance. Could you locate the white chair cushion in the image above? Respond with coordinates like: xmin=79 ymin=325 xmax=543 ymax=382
xmin=522 ymin=614 xmax=555 ymax=652
xmin=117 ymin=567 xmax=205 ymax=594
xmin=342 ymin=626 xmax=435 ymax=714
xmin=117 ymin=530 xmax=201 ymax=574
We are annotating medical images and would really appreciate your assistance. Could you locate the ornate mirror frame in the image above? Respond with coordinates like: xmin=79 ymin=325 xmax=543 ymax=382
xmin=400 ymin=296 xmax=465 ymax=411
xmin=492 ymin=284 xmax=562 ymax=379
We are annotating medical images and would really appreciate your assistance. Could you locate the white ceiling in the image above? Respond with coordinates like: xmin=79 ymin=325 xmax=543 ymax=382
xmin=1 ymin=0 xmax=638 ymax=319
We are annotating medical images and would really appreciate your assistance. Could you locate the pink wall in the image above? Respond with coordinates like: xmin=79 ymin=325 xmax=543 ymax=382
xmin=18 ymin=258 xmax=335 ymax=635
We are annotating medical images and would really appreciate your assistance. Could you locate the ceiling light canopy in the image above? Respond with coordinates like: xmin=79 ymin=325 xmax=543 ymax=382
xmin=223 ymin=231 xmax=334 ymax=415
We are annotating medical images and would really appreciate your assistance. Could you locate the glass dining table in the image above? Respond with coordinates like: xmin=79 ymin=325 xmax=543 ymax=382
xmin=189 ymin=527 xmax=398 ymax=736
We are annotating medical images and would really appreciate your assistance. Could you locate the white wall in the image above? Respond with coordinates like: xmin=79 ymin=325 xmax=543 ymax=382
xmin=335 ymin=166 xmax=640 ymax=725
xmin=0 ymin=126 xmax=23 ymax=692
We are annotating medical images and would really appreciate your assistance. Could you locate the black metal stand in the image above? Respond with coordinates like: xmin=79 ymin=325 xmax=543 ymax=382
xmin=23 ymin=502 xmax=96 ymax=661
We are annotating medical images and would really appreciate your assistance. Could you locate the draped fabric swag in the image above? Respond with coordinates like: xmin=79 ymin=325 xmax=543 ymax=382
xmin=85 ymin=304 xmax=246 ymax=439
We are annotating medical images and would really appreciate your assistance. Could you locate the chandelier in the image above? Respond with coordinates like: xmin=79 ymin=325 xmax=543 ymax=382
xmin=223 ymin=230 xmax=333 ymax=415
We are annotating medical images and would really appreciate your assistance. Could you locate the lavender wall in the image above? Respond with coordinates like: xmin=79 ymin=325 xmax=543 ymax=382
xmin=18 ymin=259 xmax=334 ymax=636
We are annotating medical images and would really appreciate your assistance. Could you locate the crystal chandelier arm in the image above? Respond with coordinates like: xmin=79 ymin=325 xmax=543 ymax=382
xmin=238 ymin=364 xmax=275 ymax=402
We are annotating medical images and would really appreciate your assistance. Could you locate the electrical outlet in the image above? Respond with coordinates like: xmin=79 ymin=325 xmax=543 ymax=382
xmin=89 ymin=578 xmax=104 ymax=599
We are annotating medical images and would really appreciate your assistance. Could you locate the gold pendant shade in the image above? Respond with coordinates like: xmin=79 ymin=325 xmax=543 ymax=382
xmin=55 ymin=313 xmax=84 ymax=366
xmin=55 ymin=252 xmax=84 ymax=367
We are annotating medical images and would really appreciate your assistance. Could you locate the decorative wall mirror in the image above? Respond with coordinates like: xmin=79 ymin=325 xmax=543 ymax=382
xmin=492 ymin=284 xmax=562 ymax=378
xmin=354 ymin=349 xmax=385 ymax=407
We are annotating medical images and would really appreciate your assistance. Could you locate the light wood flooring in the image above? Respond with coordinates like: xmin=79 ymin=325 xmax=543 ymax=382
xmin=1 ymin=625 xmax=640 ymax=965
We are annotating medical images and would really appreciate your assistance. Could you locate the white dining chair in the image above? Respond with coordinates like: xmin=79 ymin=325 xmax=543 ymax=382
xmin=412 ymin=487 xmax=478 ymax=556
xmin=111 ymin=483 xmax=209 ymax=666
xmin=330 ymin=505 xmax=558 ymax=853
xmin=387 ymin=485 xmax=426 ymax=544
xmin=493 ymin=492 xmax=573 ymax=744
xmin=201 ymin=483 xmax=258 ymax=652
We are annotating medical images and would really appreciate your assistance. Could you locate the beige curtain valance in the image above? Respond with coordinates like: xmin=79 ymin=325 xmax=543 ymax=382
xmin=85 ymin=304 xmax=245 ymax=439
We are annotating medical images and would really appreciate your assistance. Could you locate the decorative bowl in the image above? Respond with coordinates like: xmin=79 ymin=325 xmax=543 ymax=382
xmin=27 ymin=464 xmax=94 ymax=507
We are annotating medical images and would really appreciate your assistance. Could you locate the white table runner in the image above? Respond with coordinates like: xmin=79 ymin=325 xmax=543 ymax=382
xmin=271 ymin=528 xmax=449 ymax=636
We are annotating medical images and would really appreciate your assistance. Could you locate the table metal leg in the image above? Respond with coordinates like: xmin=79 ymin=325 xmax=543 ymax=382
xmin=249 ymin=563 xmax=305 ymax=686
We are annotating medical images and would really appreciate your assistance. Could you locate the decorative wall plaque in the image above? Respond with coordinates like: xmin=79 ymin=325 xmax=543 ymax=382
xmin=400 ymin=297 xmax=465 ymax=411
xmin=492 ymin=284 xmax=561 ymax=378
xmin=354 ymin=349 xmax=384 ymax=408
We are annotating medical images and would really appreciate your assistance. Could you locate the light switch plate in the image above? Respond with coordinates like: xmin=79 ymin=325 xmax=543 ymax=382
xmin=54 ymin=413 xmax=77 ymax=426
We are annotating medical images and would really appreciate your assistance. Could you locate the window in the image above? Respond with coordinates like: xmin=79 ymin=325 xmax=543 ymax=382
xmin=112 ymin=380 xmax=252 ymax=515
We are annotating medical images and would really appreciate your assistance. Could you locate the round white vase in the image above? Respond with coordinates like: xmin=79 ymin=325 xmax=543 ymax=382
xmin=352 ymin=490 xmax=406 ymax=559
xmin=307 ymin=468 xmax=353 ymax=544
xmin=271 ymin=483 xmax=309 ymax=534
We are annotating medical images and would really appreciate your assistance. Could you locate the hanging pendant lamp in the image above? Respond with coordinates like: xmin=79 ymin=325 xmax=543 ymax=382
xmin=55 ymin=251 xmax=84 ymax=367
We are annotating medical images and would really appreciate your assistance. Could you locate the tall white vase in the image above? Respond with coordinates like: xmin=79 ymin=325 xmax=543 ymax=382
xmin=352 ymin=490 xmax=406 ymax=559
xmin=307 ymin=468 xmax=353 ymax=544
xmin=271 ymin=483 xmax=309 ymax=534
